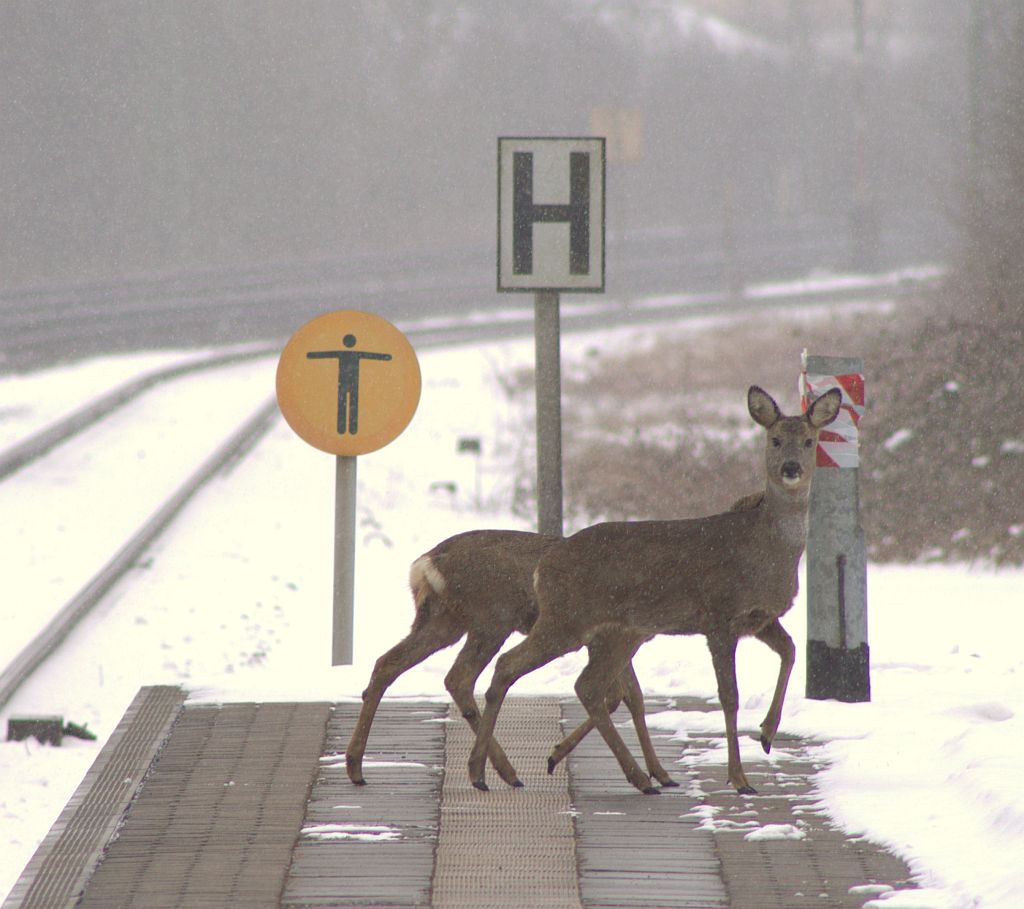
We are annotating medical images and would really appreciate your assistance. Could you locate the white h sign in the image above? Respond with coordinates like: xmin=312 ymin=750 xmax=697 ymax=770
xmin=497 ymin=137 xmax=605 ymax=292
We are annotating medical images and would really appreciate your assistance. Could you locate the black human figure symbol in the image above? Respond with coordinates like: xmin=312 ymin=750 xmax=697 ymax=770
xmin=306 ymin=334 xmax=392 ymax=435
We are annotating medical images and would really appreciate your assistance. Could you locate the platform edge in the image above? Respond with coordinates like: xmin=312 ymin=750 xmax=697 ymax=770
xmin=2 ymin=685 xmax=186 ymax=909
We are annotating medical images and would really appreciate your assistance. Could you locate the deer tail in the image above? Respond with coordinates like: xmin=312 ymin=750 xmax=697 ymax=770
xmin=408 ymin=554 xmax=447 ymax=631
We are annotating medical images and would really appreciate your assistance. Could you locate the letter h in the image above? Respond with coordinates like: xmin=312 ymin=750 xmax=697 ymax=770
xmin=513 ymin=151 xmax=590 ymax=276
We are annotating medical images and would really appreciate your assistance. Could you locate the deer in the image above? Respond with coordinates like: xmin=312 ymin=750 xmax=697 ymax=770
xmin=467 ymin=385 xmax=842 ymax=796
xmin=345 ymin=528 xmax=679 ymax=789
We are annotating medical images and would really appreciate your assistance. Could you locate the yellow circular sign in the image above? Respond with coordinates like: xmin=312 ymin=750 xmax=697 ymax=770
xmin=276 ymin=310 xmax=421 ymax=456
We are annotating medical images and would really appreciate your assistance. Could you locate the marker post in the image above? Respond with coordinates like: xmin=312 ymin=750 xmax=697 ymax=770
xmin=802 ymin=353 xmax=870 ymax=702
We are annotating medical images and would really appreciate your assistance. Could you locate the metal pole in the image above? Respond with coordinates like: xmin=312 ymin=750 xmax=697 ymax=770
xmin=534 ymin=291 xmax=564 ymax=538
xmin=805 ymin=354 xmax=869 ymax=702
xmin=849 ymin=0 xmax=877 ymax=270
xmin=965 ymin=0 xmax=985 ymax=270
xmin=333 ymin=455 xmax=358 ymax=665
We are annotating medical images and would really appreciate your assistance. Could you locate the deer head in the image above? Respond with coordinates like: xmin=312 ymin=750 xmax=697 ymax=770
xmin=748 ymin=385 xmax=842 ymax=495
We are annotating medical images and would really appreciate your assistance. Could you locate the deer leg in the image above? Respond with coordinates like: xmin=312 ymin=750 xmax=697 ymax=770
xmin=754 ymin=618 xmax=795 ymax=754
xmin=547 ymin=662 xmax=674 ymax=783
xmin=707 ymin=634 xmax=757 ymax=795
xmin=468 ymin=629 xmax=575 ymax=791
xmin=547 ymin=716 xmax=595 ymax=775
xmin=575 ymin=634 xmax=659 ymax=795
xmin=545 ymin=686 xmax=622 ymax=776
xmin=444 ymin=630 xmax=523 ymax=787
xmin=620 ymin=661 xmax=678 ymax=787
xmin=346 ymin=621 xmax=462 ymax=785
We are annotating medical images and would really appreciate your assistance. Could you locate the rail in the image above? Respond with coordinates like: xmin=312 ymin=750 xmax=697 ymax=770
xmin=0 ymin=396 xmax=279 ymax=712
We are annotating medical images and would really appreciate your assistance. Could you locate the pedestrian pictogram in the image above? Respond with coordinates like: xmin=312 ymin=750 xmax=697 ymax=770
xmin=306 ymin=334 xmax=393 ymax=436
xmin=276 ymin=311 xmax=420 ymax=457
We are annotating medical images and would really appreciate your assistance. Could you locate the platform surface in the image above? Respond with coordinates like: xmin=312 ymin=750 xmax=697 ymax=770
xmin=4 ymin=687 xmax=916 ymax=908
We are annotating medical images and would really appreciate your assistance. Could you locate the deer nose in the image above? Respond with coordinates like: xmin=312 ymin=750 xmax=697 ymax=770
xmin=781 ymin=461 xmax=802 ymax=481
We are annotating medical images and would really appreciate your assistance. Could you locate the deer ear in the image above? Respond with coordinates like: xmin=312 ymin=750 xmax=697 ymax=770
xmin=807 ymin=387 xmax=842 ymax=428
xmin=748 ymin=386 xmax=781 ymax=428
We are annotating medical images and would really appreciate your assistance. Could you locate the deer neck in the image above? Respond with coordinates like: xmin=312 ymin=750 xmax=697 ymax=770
xmin=757 ymin=480 xmax=811 ymax=554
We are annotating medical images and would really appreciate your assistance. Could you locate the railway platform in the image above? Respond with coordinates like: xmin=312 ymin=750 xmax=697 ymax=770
xmin=4 ymin=686 xmax=915 ymax=909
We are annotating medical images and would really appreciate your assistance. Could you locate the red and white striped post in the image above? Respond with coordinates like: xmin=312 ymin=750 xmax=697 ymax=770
xmin=801 ymin=352 xmax=870 ymax=702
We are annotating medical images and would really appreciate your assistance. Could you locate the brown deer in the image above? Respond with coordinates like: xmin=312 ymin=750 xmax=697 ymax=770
xmin=468 ymin=385 xmax=842 ymax=796
xmin=345 ymin=528 xmax=678 ymax=789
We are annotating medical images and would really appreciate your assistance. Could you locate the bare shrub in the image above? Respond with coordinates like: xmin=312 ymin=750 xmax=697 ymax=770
xmin=503 ymin=295 xmax=1024 ymax=565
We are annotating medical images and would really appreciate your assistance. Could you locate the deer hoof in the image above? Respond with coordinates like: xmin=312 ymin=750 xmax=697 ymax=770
xmin=345 ymin=756 xmax=365 ymax=785
xmin=547 ymin=757 xmax=557 ymax=775
xmin=760 ymin=735 xmax=772 ymax=754
xmin=642 ymin=786 xmax=661 ymax=795
xmin=659 ymin=779 xmax=680 ymax=788
xmin=472 ymin=780 xmax=490 ymax=792
xmin=511 ymin=779 xmax=525 ymax=788
xmin=737 ymin=784 xmax=758 ymax=796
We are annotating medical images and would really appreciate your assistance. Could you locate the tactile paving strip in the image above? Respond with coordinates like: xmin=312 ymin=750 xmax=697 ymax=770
xmin=73 ymin=700 xmax=330 ymax=909
xmin=3 ymin=685 xmax=186 ymax=909
xmin=433 ymin=698 xmax=582 ymax=909
xmin=281 ymin=700 xmax=447 ymax=908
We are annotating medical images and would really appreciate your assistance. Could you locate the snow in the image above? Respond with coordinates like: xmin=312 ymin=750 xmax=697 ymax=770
xmin=0 ymin=357 xmax=274 ymax=671
xmin=1 ymin=320 xmax=1022 ymax=908
xmin=301 ymin=823 xmax=401 ymax=842
xmin=747 ymin=265 xmax=944 ymax=302
xmin=744 ymin=823 xmax=806 ymax=842
xmin=884 ymin=428 xmax=915 ymax=451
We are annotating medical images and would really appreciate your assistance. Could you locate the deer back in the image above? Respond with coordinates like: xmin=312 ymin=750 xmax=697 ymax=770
xmin=535 ymin=503 xmax=804 ymax=641
xmin=417 ymin=530 xmax=558 ymax=635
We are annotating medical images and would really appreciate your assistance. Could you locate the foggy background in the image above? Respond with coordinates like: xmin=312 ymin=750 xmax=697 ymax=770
xmin=1 ymin=1 xmax=980 ymax=294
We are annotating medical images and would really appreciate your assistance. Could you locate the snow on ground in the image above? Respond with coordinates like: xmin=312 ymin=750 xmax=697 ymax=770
xmin=0 ymin=322 xmax=1022 ymax=908
xmin=0 ymin=356 xmax=276 ymax=671
xmin=0 ymin=346 xmax=262 ymax=449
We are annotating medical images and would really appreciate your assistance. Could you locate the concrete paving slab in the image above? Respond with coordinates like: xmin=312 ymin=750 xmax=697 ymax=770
xmin=281 ymin=700 xmax=447 ymax=908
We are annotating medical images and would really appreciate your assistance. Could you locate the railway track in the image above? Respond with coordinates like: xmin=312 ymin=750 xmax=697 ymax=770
xmin=0 ymin=354 xmax=282 ymax=713
xmin=0 ymin=344 xmax=279 ymax=482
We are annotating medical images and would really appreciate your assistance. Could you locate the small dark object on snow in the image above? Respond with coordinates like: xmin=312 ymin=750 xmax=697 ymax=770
xmin=6 ymin=716 xmax=97 ymax=746
xmin=63 ymin=720 xmax=97 ymax=741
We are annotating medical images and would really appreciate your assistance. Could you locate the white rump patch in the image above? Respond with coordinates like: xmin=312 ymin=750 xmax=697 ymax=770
xmin=410 ymin=555 xmax=447 ymax=595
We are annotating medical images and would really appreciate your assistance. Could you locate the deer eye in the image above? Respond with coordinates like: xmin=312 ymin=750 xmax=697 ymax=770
xmin=804 ymin=438 xmax=814 ymax=448
xmin=771 ymin=438 xmax=782 ymax=448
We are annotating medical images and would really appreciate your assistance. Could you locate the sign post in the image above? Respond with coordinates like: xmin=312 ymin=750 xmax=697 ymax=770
xmin=277 ymin=310 xmax=421 ymax=665
xmin=498 ymin=136 xmax=605 ymax=537
xmin=533 ymin=290 xmax=564 ymax=536
xmin=801 ymin=352 xmax=869 ymax=702
xmin=333 ymin=455 xmax=358 ymax=665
